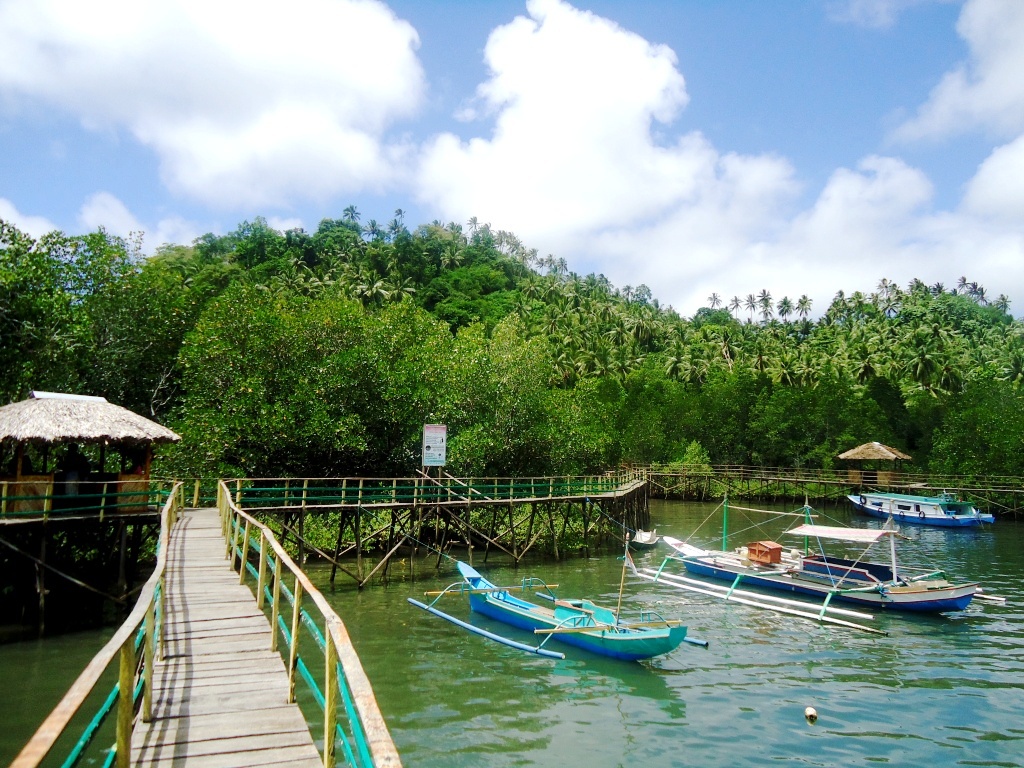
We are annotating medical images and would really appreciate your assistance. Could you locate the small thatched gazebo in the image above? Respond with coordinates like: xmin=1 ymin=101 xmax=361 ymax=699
xmin=0 ymin=391 xmax=180 ymax=513
xmin=838 ymin=441 xmax=912 ymax=487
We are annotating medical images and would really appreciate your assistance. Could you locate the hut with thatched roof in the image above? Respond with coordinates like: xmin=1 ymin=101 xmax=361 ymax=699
xmin=838 ymin=441 xmax=912 ymax=487
xmin=0 ymin=392 xmax=180 ymax=515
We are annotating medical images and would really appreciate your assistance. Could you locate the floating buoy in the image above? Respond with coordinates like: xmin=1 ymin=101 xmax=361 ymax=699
xmin=804 ymin=706 xmax=818 ymax=724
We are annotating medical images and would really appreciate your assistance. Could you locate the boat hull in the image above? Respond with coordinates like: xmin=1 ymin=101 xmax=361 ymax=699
xmin=458 ymin=563 xmax=686 ymax=661
xmin=848 ymin=493 xmax=994 ymax=527
xmin=681 ymin=557 xmax=977 ymax=612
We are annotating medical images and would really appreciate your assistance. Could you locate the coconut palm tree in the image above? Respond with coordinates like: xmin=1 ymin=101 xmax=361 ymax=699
xmin=707 ymin=292 xmax=722 ymax=310
xmin=757 ymin=289 xmax=774 ymax=323
xmin=776 ymin=296 xmax=794 ymax=323
xmin=744 ymin=293 xmax=757 ymax=323
xmin=794 ymin=295 xmax=812 ymax=321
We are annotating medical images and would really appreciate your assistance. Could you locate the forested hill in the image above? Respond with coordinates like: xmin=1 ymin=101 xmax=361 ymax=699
xmin=3 ymin=213 xmax=1023 ymax=481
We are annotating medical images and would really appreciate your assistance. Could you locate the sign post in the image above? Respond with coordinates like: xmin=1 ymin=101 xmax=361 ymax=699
xmin=422 ymin=424 xmax=447 ymax=473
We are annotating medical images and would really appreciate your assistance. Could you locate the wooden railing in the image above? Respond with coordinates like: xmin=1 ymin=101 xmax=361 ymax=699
xmin=0 ymin=478 xmax=170 ymax=520
xmin=220 ymin=469 xmax=646 ymax=511
xmin=647 ymin=464 xmax=1024 ymax=493
xmin=218 ymin=481 xmax=401 ymax=768
xmin=11 ymin=482 xmax=185 ymax=768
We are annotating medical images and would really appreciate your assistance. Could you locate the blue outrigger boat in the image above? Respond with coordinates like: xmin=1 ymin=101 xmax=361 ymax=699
xmin=849 ymin=490 xmax=994 ymax=527
xmin=409 ymin=561 xmax=704 ymax=661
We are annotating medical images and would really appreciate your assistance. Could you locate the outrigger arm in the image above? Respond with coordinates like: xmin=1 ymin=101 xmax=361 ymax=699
xmin=407 ymin=597 xmax=565 ymax=659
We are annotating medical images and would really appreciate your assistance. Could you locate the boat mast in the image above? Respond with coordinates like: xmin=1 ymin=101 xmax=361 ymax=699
xmin=722 ymin=494 xmax=729 ymax=552
xmin=887 ymin=518 xmax=899 ymax=583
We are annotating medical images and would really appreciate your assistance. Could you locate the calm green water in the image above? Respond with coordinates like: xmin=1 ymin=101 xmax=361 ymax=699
xmin=3 ymin=499 xmax=1022 ymax=767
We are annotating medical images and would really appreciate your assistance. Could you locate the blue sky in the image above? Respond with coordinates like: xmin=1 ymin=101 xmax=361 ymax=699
xmin=2 ymin=0 xmax=1022 ymax=316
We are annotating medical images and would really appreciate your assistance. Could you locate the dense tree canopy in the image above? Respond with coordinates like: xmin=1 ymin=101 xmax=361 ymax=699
xmin=3 ymin=212 xmax=1023 ymax=480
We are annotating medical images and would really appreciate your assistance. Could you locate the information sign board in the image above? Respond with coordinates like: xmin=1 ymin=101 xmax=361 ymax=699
xmin=422 ymin=424 xmax=447 ymax=467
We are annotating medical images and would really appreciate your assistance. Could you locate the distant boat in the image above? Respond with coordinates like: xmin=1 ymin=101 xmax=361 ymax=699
xmin=849 ymin=490 xmax=994 ymax=527
xmin=661 ymin=523 xmax=983 ymax=613
xmin=629 ymin=529 xmax=660 ymax=550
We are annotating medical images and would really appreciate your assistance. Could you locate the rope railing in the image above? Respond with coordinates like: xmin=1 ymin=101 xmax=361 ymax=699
xmin=218 ymin=481 xmax=401 ymax=768
xmin=10 ymin=482 xmax=185 ymax=768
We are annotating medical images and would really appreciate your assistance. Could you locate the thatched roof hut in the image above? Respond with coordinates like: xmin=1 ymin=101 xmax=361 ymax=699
xmin=0 ymin=392 xmax=180 ymax=446
xmin=837 ymin=442 xmax=912 ymax=462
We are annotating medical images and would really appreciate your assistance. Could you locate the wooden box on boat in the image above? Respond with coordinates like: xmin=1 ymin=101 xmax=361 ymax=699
xmin=748 ymin=540 xmax=783 ymax=565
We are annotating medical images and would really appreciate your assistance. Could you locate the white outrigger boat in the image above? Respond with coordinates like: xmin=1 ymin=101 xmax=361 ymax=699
xmin=849 ymin=490 xmax=994 ymax=527
xmin=631 ymin=500 xmax=1004 ymax=633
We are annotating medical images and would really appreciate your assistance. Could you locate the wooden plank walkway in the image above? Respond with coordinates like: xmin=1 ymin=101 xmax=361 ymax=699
xmin=132 ymin=507 xmax=323 ymax=768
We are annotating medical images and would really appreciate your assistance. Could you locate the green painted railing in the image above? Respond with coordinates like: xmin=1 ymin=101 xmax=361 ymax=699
xmin=221 ymin=469 xmax=646 ymax=512
xmin=11 ymin=482 xmax=185 ymax=768
xmin=219 ymin=481 xmax=401 ymax=768
xmin=0 ymin=478 xmax=171 ymax=520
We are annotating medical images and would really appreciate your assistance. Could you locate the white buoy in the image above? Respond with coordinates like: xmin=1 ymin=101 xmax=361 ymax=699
xmin=804 ymin=706 xmax=818 ymax=724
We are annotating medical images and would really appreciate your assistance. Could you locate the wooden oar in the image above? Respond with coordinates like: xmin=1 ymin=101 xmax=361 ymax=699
xmin=422 ymin=583 xmax=558 ymax=596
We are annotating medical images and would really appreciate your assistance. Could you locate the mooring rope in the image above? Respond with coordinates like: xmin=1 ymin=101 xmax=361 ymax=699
xmin=403 ymin=532 xmax=458 ymax=562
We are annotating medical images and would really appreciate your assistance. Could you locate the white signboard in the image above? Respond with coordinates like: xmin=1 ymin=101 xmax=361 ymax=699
xmin=422 ymin=424 xmax=447 ymax=467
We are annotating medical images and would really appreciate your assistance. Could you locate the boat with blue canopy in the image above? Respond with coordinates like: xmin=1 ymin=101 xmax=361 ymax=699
xmin=408 ymin=561 xmax=705 ymax=661
xmin=848 ymin=490 xmax=994 ymax=527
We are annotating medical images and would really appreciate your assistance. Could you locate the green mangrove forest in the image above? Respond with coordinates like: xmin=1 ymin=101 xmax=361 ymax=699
xmin=3 ymin=212 xmax=1024 ymax=482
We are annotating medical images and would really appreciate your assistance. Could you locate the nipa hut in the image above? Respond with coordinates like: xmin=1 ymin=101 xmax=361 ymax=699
xmin=837 ymin=441 xmax=912 ymax=486
xmin=0 ymin=391 xmax=180 ymax=515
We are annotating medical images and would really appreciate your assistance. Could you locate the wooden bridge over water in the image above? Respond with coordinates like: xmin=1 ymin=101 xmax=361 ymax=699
xmin=10 ymin=471 xmax=652 ymax=767
xmin=12 ymin=483 xmax=400 ymax=768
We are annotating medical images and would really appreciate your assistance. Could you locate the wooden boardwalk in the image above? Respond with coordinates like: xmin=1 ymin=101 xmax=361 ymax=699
xmin=132 ymin=507 xmax=323 ymax=768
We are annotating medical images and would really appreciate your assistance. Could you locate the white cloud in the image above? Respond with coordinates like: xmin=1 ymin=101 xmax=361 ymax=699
xmin=894 ymin=0 xmax=1024 ymax=140
xmin=410 ymin=0 xmax=1024 ymax=317
xmin=268 ymin=216 xmax=306 ymax=233
xmin=77 ymin=191 xmax=144 ymax=237
xmin=0 ymin=198 xmax=58 ymax=238
xmin=76 ymin=192 xmax=203 ymax=252
xmin=826 ymin=0 xmax=940 ymax=30
xmin=417 ymin=0 xmax=747 ymax=241
xmin=962 ymin=134 xmax=1024 ymax=220
xmin=0 ymin=0 xmax=425 ymax=208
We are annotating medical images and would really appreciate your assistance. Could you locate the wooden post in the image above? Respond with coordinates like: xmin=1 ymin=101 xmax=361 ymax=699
xmin=229 ymin=511 xmax=240 ymax=567
xmin=356 ymin=480 xmax=364 ymax=581
xmin=271 ymin=555 xmax=282 ymax=652
xmin=299 ymin=480 xmax=309 ymax=567
xmin=323 ymin=628 xmax=338 ymax=768
xmin=287 ymin=577 xmax=303 ymax=703
xmin=143 ymin=600 xmax=155 ymax=722
xmin=239 ymin=520 xmax=251 ymax=584
xmin=116 ymin=636 xmax=135 ymax=768
xmin=192 ymin=479 xmax=201 ymax=508
xmin=256 ymin=530 xmax=268 ymax=608
xmin=37 ymin=528 xmax=46 ymax=636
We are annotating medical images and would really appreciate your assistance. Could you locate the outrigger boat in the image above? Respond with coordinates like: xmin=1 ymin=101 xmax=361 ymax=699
xmin=849 ymin=490 xmax=994 ymax=527
xmin=408 ymin=561 xmax=706 ymax=661
xmin=631 ymin=500 xmax=1004 ymax=633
